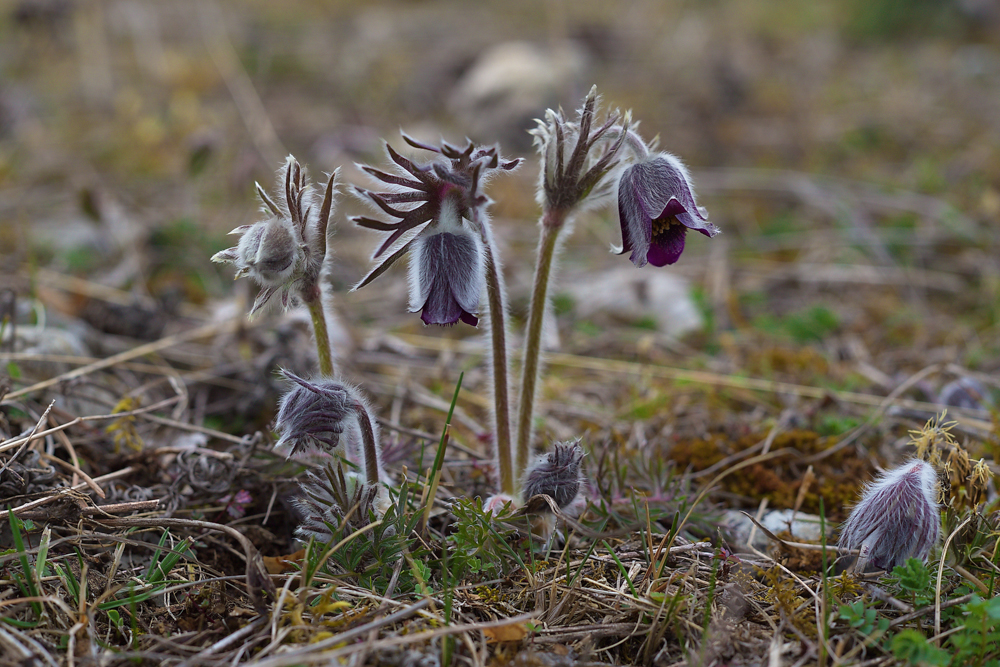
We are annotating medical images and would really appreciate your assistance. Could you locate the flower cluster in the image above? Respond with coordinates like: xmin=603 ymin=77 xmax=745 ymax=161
xmin=352 ymin=136 xmax=520 ymax=326
xmin=838 ymin=459 xmax=941 ymax=572
xmin=212 ymin=157 xmax=338 ymax=316
xmin=213 ymin=87 xmax=723 ymax=547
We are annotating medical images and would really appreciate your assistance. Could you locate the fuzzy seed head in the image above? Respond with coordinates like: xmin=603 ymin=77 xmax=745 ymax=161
xmin=838 ymin=459 xmax=941 ymax=573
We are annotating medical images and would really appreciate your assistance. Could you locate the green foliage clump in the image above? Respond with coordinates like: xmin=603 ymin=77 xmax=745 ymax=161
xmin=446 ymin=497 xmax=521 ymax=581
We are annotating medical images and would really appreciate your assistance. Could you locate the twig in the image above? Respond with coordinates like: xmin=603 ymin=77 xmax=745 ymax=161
xmin=91 ymin=515 xmax=277 ymax=614
xmin=0 ymin=396 xmax=183 ymax=453
xmin=0 ymin=319 xmax=241 ymax=403
xmin=936 ymin=516 xmax=973 ymax=644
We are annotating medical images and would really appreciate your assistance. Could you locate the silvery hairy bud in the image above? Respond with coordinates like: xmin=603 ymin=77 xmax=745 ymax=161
xmin=838 ymin=459 xmax=941 ymax=573
xmin=522 ymin=440 xmax=585 ymax=512
xmin=272 ymin=370 xmax=383 ymax=488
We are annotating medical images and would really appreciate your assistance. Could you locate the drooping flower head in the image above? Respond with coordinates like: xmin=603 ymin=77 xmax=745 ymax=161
xmin=212 ymin=157 xmax=338 ymax=316
xmin=521 ymin=439 xmax=585 ymax=511
xmin=615 ymin=152 xmax=719 ymax=267
xmin=530 ymin=85 xmax=630 ymax=213
xmin=838 ymin=459 xmax=941 ymax=573
xmin=272 ymin=370 xmax=382 ymax=487
xmin=352 ymin=136 xmax=520 ymax=326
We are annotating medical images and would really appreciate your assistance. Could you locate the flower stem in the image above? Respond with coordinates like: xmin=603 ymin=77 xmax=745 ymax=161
xmin=483 ymin=239 xmax=515 ymax=496
xmin=515 ymin=207 xmax=567 ymax=479
xmin=302 ymin=281 xmax=334 ymax=376
xmin=353 ymin=403 xmax=380 ymax=486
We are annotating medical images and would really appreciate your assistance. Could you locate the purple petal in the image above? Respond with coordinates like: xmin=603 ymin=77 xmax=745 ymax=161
xmin=413 ymin=232 xmax=482 ymax=327
xmin=646 ymin=224 xmax=687 ymax=267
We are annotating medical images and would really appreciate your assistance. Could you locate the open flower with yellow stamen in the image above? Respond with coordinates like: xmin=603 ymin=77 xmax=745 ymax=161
xmin=615 ymin=152 xmax=718 ymax=267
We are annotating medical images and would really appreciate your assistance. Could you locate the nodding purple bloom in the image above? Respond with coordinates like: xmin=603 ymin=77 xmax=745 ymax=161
xmin=352 ymin=135 xmax=519 ymax=327
xmin=409 ymin=196 xmax=484 ymax=326
xmin=212 ymin=156 xmax=338 ymax=316
xmin=838 ymin=459 xmax=941 ymax=573
xmin=522 ymin=440 xmax=585 ymax=511
xmin=616 ymin=153 xmax=718 ymax=268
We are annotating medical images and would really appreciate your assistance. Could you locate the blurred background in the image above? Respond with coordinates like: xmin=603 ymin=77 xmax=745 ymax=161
xmin=1 ymin=0 xmax=999 ymax=393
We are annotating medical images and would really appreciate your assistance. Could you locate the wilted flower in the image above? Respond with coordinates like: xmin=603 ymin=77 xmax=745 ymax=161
xmin=273 ymin=370 xmax=383 ymax=488
xmin=969 ymin=459 xmax=993 ymax=507
xmin=212 ymin=156 xmax=338 ymax=316
xmin=616 ymin=152 xmax=718 ymax=268
xmin=530 ymin=85 xmax=629 ymax=213
xmin=838 ymin=459 xmax=941 ymax=573
xmin=352 ymin=136 xmax=519 ymax=326
xmin=522 ymin=440 xmax=585 ymax=512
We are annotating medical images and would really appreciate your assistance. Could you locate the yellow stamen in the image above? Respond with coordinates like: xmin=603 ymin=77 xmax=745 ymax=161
xmin=651 ymin=216 xmax=682 ymax=241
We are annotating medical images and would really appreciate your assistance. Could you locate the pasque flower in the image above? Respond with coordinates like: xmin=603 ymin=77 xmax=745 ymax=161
xmin=212 ymin=156 xmax=338 ymax=316
xmin=352 ymin=135 xmax=519 ymax=326
xmin=838 ymin=459 xmax=941 ymax=573
xmin=616 ymin=152 xmax=719 ymax=267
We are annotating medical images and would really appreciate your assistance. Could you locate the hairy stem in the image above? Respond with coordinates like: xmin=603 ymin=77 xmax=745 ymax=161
xmin=515 ymin=207 xmax=567 ymax=479
xmin=302 ymin=281 xmax=334 ymax=376
xmin=483 ymin=240 xmax=515 ymax=496
xmin=353 ymin=403 xmax=380 ymax=486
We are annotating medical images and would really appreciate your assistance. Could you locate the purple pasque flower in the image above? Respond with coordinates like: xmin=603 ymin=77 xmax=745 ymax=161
xmin=522 ymin=439 xmax=585 ymax=512
xmin=352 ymin=135 xmax=520 ymax=326
xmin=838 ymin=459 xmax=941 ymax=573
xmin=530 ymin=85 xmax=630 ymax=212
xmin=212 ymin=156 xmax=338 ymax=316
xmin=615 ymin=152 xmax=718 ymax=268
xmin=408 ymin=194 xmax=484 ymax=326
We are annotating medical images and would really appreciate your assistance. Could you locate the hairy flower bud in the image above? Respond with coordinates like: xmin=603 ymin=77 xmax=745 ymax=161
xmin=272 ymin=370 xmax=384 ymax=488
xmin=233 ymin=217 xmax=303 ymax=286
xmin=273 ymin=371 xmax=355 ymax=457
xmin=838 ymin=459 xmax=941 ymax=573
xmin=522 ymin=440 xmax=585 ymax=511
